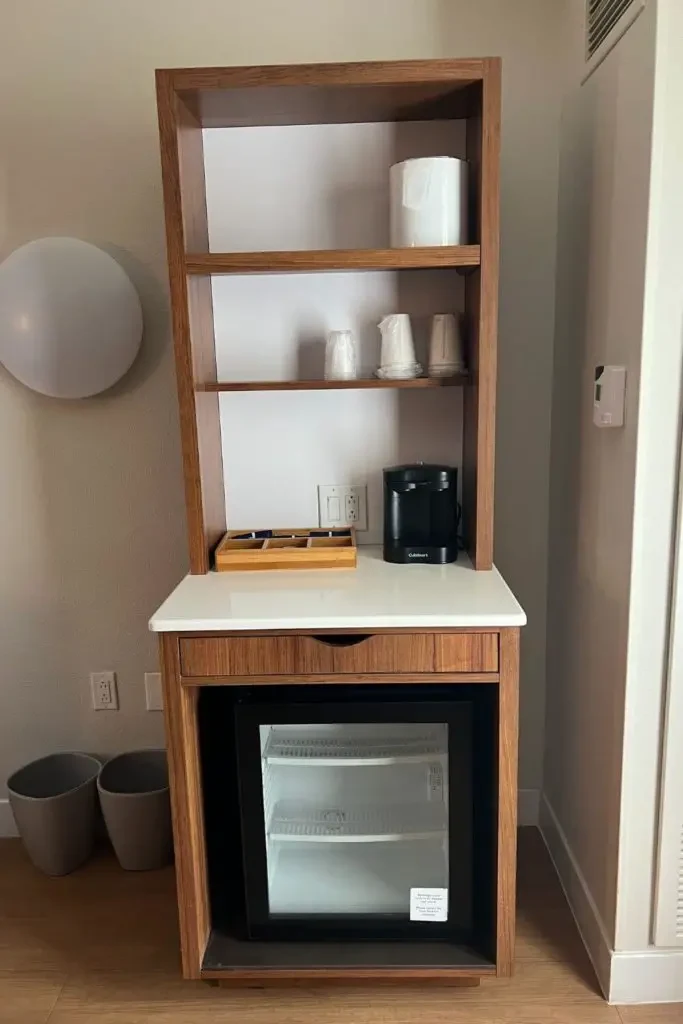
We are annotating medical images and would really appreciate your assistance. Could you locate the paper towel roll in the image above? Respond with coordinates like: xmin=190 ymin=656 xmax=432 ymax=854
xmin=390 ymin=157 xmax=468 ymax=247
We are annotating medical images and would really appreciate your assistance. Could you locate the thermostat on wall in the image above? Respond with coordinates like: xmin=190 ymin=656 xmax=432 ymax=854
xmin=594 ymin=365 xmax=626 ymax=428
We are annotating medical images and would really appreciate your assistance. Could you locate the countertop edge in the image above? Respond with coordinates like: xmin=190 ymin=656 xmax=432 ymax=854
xmin=149 ymin=613 xmax=528 ymax=633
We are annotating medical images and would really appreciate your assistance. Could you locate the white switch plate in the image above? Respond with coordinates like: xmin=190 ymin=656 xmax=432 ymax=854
xmin=317 ymin=485 xmax=367 ymax=531
xmin=144 ymin=672 xmax=164 ymax=711
xmin=593 ymin=365 xmax=626 ymax=427
xmin=90 ymin=671 xmax=118 ymax=710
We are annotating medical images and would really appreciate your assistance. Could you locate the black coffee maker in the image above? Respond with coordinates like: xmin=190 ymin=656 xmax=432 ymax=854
xmin=383 ymin=463 xmax=459 ymax=564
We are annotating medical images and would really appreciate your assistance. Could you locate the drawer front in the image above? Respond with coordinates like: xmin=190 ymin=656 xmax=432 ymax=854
xmin=180 ymin=632 xmax=499 ymax=678
xmin=179 ymin=636 xmax=334 ymax=677
xmin=327 ymin=634 xmax=434 ymax=674
xmin=435 ymin=633 xmax=498 ymax=673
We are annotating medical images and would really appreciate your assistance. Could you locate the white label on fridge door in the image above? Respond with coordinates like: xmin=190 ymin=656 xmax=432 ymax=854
xmin=410 ymin=887 xmax=448 ymax=922
xmin=428 ymin=763 xmax=443 ymax=800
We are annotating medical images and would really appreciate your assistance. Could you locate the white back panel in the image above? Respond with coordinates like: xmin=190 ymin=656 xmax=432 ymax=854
xmin=219 ymin=388 xmax=461 ymax=543
xmin=211 ymin=270 xmax=462 ymax=380
xmin=204 ymin=121 xmax=465 ymax=538
xmin=204 ymin=121 xmax=466 ymax=252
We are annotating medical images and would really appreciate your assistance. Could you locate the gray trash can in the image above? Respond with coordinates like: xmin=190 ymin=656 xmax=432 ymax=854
xmin=98 ymin=749 xmax=172 ymax=870
xmin=8 ymin=752 xmax=102 ymax=876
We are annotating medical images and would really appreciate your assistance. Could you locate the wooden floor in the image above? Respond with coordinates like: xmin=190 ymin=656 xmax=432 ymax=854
xmin=0 ymin=828 xmax=679 ymax=1023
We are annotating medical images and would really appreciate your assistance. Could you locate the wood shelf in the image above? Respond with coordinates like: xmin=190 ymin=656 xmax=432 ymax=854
xmin=159 ymin=60 xmax=485 ymax=128
xmin=185 ymin=246 xmax=480 ymax=275
xmin=197 ymin=376 xmax=468 ymax=393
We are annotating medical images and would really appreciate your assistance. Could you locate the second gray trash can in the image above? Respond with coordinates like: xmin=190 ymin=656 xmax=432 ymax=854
xmin=8 ymin=752 xmax=102 ymax=876
xmin=98 ymin=749 xmax=173 ymax=870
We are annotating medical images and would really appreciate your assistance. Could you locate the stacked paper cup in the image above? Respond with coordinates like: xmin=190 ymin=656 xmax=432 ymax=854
xmin=428 ymin=314 xmax=466 ymax=377
xmin=324 ymin=330 xmax=357 ymax=380
xmin=377 ymin=315 xmax=422 ymax=380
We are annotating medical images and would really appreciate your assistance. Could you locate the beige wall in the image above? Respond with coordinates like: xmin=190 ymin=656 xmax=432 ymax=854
xmin=544 ymin=1 xmax=658 ymax=949
xmin=0 ymin=0 xmax=567 ymax=823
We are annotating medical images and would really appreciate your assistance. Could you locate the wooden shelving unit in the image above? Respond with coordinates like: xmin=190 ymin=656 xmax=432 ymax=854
xmin=185 ymin=246 xmax=480 ymax=274
xmin=157 ymin=57 xmax=500 ymax=575
xmin=155 ymin=56 xmax=514 ymax=993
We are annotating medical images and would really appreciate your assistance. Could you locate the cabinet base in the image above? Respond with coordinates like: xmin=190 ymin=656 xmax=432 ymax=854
xmin=200 ymin=927 xmax=495 ymax=982
xmin=208 ymin=976 xmax=481 ymax=987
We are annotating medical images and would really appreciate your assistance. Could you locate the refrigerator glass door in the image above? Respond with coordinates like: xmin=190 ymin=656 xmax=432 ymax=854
xmin=237 ymin=701 xmax=473 ymax=940
xmin=263 ymin=723 xmax=449 ymax=918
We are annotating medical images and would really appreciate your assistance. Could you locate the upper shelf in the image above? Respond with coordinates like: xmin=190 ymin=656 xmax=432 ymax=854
xmin=185 ymin=246 xmax=480 ymax=275
xmin=263 ymin=728 xmax=447 ymax=766
xmin=159 ymin=59 xmax=486 ymax=128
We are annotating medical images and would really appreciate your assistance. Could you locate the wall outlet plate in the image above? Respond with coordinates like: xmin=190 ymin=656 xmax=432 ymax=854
xmin=317 ymin=484 xmax=368 ymax=531
xmin=144 ymin=672 xmax=163 ymax=711
xmin=90 ymin=671 xmax=118 ymax=710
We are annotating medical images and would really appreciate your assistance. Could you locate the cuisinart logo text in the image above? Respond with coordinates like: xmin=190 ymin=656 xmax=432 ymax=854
xmin=408 ymin=552 xmax=429 ymax=559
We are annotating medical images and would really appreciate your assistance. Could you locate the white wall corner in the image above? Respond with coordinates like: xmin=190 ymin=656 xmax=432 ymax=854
xmin=0 ymin=799 xmax=18 ymax=838
xmin=539 ymin=793 xmax=613 ymax=999
xmin=518 ymin=788 xmax=540 ymax=826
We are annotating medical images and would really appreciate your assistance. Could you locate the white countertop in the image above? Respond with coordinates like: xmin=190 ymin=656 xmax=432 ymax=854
xmin=149 ymin=547 xmax=525 ymax=633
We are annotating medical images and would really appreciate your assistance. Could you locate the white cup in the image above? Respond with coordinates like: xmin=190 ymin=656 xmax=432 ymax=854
xmin=428 ymin=314 xmax=465 ymax=377
xmin=325 ymin=330 xmax=357 ymax=380
xmin=377 ymin=314 xmax=422 ymax=379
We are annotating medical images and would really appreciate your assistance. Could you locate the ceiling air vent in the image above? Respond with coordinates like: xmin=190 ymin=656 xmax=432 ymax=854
xmin=587 ymin=0 xmax=637 ymax=59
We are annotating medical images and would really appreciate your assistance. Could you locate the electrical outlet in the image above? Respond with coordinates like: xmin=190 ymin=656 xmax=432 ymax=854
xmin=317 ymin=485 xmax=367 ymax=531
xmin=90 ymin=671 xmax=118 ymax=710
xmin=144 ymin=672 xmax=163 ymax=711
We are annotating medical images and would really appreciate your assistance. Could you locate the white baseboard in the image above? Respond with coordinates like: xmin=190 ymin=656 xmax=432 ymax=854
xmin=610 ymin=950 xmax=683 ymax=1005
xmin=539 ymin=793 xmax=683 ymax=1005
xmin=518 ymin=788 xmax=540 ymax=826
xmin=539 ymin=792 xmax=612 ymax=999
xmin=0 ymin=799 xmax=18 ymax=838
xmin=0 ymin=790 xmax=539 ymax=837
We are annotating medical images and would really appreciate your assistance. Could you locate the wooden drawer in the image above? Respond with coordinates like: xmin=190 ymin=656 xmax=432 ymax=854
xmin=179 ymin=636 xmax=334 ymax=677
xmin=326 ymin=634 xmax=433 ymax=673
xmin=180 ymin=632 xmax=499 ymax=678
xmin=435 ymin=633 xmax=498 ymax=673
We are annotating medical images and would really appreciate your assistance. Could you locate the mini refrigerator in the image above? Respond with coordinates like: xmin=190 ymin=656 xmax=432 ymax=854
xmin=228 ymin=685 xmax=496 ymax=948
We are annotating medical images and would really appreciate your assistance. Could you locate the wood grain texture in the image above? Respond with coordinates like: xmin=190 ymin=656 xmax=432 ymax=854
xmin=160 ymin=59 xmax=486 ymax=127
xmin=496 ymin=627 xmax=520 ymax=977
xmin=179 ymin=635 xmax=335 ymax=676
xmin=180 ymin=672 xmax=499 ymax=687
xmin=618 ymin=1007 xmax=683 ymax=1023
xmin=159 ymin=635 xmax=209 ymax=979
xmin=329 ymin=633 xmax=433 ymax=673
xmin=462 ymin=59 xmax=501 ymax=570
xmin=435 ymin=633 xmax=498 ymax=672
xmin=164 ymin=58 xmax=487 ymax=91
xmin=185 ymin=246 xmax=480 ymax=274
xmin=179 ymin=632 xmax=503 ymax=678
xmin=214 ymin=532 xmax=357 ymax=572
xmin=198 ymin=375 xmax=467 ymax=392
xmin=156 ymin=73 xmax=225 ymax=575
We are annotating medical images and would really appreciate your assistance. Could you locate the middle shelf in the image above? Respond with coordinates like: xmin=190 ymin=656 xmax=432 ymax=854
xmin=185 ymin=245 xmax=481 ymax=275
xmin=197 ymin=375 xmax=467 ymax=392
xmin=268 ymin=800 xmax=447 ymax=843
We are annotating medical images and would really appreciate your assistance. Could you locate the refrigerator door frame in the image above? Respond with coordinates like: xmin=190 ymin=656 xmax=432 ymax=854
xmin=235 ymin=695 xmax=481 ymax=943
